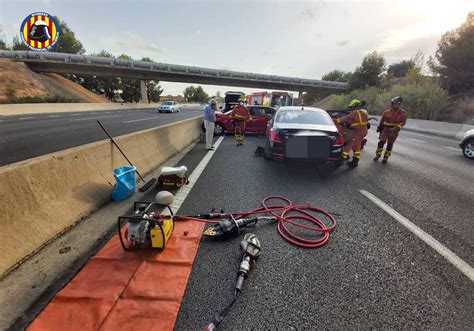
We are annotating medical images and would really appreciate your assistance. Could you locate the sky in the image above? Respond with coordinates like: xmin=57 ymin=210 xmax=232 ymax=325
xmin=0 ymin=0 xmax=473 ymax=96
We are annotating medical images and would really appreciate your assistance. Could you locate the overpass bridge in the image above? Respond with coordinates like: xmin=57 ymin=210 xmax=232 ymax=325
xmin=0 ymin=50 xmax=346 ymax=101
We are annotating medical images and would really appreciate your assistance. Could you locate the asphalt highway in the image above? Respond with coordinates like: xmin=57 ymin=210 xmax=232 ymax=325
xmin=172 ymin=128 xmax=473 ymax=329
xmin=0 ymin=106 xmax=202 ymax=166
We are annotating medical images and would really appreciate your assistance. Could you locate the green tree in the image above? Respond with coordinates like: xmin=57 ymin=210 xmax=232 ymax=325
xmin=146 ymin=80 xmax=164 ymax=102
xmin=349 ymin=51 xmax=386 ymax=90
xmin=387 ymin=60 xmax=415 ymax=78
xmin=183 ymin=86 xmax=196 ymax=102
xmin=67 ymin=50 xmax=120 ymax=100
xmin=139 ymin=57 xmax=163 ymax=102
xmin=12 ymin=36 xmax=28 ymax=50
xmin=50 ymin=17 xmax=85 ymax=54
xmin=321 ymin=70 xmax=352 ymax=82
xmin=0 ymin=38 xmax=8 ymax=50
xmin=183 ymin=85 xmax=208 ymax=103
xmin=429 ymin=12 xmax=474 ymax=94
xmin=116 ymin=54 xmax=142 ymax=102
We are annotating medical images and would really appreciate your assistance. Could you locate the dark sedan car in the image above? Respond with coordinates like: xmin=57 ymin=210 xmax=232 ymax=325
xmin=263 ymin=106 xmax=344 ymax=168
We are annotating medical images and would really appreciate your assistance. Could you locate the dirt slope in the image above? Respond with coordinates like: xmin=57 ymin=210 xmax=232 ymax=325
xmin=0 ymin=59 xmax=110 ymax=103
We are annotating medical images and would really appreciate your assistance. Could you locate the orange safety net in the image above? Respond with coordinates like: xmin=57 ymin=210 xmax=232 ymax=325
xmin=29 ymin=220 xmax=205 ymax=331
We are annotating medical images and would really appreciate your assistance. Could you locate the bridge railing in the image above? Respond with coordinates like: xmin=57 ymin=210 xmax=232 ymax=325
xmin=0 ymin=50 xmax=347 ymax=90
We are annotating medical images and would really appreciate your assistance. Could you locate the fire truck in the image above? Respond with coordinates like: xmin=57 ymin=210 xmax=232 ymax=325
xmin=246 ymin=91 xmax=293 ymax=109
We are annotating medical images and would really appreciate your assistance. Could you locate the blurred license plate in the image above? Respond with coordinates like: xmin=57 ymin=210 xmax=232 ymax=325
xmin=285 ymin=136 xmax=330 ymax=158
xmin=285 ymin=136 xmax=308 ymax=158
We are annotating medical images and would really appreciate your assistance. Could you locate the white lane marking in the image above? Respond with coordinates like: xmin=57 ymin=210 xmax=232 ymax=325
xmin=19 ymin=117 xmax=36 ymax=120
xmin=122 ymin=116 xmax=160 ymax=124
xmin=39 ymin=133 xmax=48 ymax=137
xmin=443 ymin=146 xmax=459 ymax=152
xmin=47 ymin=115 xmax=60 ymax=118
xmin=70 ymin=115 xmax=120 ymax=122
xmin=0 ymin=141 xmax=7 ymax=144
xmin=359 ymin=189 xmax=474 ymax=282
xmin=70 ymin=114 xmax=82 ymax=116
xmin=403 ymin=131 xmax=457 ymax=142
xmin=164 ymin=136 xmax=225 ymax=215
xmin=409 ymin=138 xmax=427 ymax=143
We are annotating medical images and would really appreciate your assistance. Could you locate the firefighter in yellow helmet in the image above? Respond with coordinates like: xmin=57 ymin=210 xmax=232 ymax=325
xmin=229 ymin=96 xmax=252 ymax=146
xmin=335 ymin=99 xmax=369 ymax=168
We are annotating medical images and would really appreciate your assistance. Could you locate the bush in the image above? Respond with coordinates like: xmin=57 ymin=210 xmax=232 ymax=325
xmin=0 ymin=95 xmax=76 ymax=104
xmin=440 ymin=97 xmax=474 ymax=124
xmin=329 ymin=80 xmax=450 ymax=121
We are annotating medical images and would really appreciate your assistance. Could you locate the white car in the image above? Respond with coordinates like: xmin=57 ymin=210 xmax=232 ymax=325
xmin=158 ymin=101 xmax=180 ymax=113
xmin=459 ymin=129 xmax=474 ymax=159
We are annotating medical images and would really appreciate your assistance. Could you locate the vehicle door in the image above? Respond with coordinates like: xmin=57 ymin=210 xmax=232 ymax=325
xmin=248 ymin=107 xmax=266 ymax=132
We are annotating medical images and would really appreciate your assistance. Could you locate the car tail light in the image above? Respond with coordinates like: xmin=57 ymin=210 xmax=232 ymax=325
xmin=334 ymin=134 xmax=344 ymax=146
xmin=269 ymin=128 xmax=281 ymax=143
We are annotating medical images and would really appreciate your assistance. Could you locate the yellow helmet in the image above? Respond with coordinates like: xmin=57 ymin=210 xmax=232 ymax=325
xmin=347 ymin=99 xmax=361 ymax=108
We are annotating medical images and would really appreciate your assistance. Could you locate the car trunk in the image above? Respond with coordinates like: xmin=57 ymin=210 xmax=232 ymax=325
xmin=278 ymin=128 xmax=336 ymax=159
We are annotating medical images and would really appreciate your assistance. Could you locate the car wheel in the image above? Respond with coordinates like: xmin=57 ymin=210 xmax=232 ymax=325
xmin=263 ymin=146 xmax=272 ymax=160
xmin=214 ymin=123 xmax=225 ymax=136
xmin=462 ymin=139 xmax=474 ymax=159
xmin=159 ymin=110 xmax=162 ymax=113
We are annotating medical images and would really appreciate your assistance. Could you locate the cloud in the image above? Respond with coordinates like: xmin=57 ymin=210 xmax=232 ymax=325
xmin=337 ymin=40 xmax=349 ymax=47
xmin=380 ymin=35 xmax=439 ymax=63
xmin=301 ymin=9 xmax=316 ymax=19
xmin=103 ymin=32 xmax=165 ymax=57
xmin=194 ymin=29 xmax=207 ymax=36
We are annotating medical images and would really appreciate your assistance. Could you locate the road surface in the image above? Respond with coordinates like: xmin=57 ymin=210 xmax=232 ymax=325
xmin=172 ymin=127 xmax=473 ymax=329
xmin=0 ymin=106 xmax=202 ymax=166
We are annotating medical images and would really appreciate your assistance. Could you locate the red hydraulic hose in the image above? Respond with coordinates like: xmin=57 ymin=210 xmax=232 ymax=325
xmin=175 ymin=196 xmax=336 ymax=248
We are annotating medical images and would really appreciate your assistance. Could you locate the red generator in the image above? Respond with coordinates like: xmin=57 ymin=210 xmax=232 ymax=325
xmin=157 ymin=166 xmax=188 ymax=189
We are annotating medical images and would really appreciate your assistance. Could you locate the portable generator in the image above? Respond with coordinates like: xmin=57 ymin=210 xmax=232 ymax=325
xmin=118 ymin=192 xmax=175 ymax=251
xmin=157 ymin=165 xmax=188 ymax=189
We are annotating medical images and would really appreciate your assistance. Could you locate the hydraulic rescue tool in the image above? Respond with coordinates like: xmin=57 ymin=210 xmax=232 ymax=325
xmin=117 ymin=193 xmax=337 ymax=329
xmin=204 ymin=233 xmax=262 ymax=331
xmin=118 ymin=191 xmax=175 ymax=250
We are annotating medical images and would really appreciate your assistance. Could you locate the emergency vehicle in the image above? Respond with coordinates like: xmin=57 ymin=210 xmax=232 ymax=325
xmin=246 ymin=91 xmax=293 ymax=109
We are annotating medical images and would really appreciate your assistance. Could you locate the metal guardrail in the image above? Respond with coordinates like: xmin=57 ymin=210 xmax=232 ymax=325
xmin=0 ymin=50 xmax=347 ymax=91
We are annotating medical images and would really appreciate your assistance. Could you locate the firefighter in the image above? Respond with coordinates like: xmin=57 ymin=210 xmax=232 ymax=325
xmin=335 ymin=99 xmax=369 ymax=168
xmin=229 ymin=96 xmax=252 ymax=146
xmin=374 ymin=96 xmax=407 ymax=163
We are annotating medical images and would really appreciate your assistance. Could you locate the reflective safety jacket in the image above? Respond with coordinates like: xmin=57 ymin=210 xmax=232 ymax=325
xmin=380 ymin=108 xmax=407 ymax=129
xmin=336 ymin=108 xmax=369 ymax=131
xmin=229 ymin=105 xmax=252 ymax=122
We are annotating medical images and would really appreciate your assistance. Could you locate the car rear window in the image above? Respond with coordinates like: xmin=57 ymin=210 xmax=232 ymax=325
xmin=275 ymin=110 xmax=333 ymax=125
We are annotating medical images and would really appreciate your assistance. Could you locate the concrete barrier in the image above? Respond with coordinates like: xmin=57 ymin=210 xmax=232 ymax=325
xmin=0 ymin=103 xmax=200 ymax=116
xmin=0 ymin=116 xmax=202 ymax=276
xmin=372 ymin=116 xmax=474 ymax=140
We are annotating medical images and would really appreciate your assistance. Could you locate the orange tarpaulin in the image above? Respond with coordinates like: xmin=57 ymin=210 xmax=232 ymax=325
xmin=29 ymin=220 xmax=205 ymax=331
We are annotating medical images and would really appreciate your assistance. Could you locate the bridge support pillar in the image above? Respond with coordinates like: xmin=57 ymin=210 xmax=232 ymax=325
xmin=140 ymin=80 xmax=149 ymax=103
xmin=298 ymin=91 xmax=304 ymax=106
